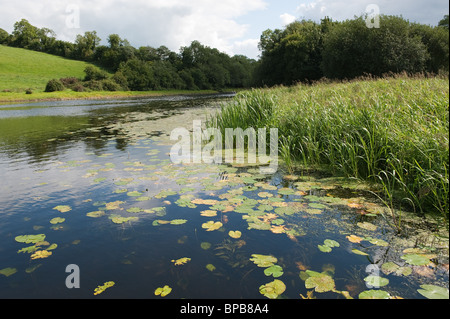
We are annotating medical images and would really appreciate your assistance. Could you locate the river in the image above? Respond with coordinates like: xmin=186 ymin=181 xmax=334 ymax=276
xmin=0 ymin=94 xmax=448 ymax=299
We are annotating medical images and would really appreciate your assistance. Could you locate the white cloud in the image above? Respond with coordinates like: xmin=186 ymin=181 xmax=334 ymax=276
xmin=280 ymin=13 xmax=296 ymax=26
xmin=0 ymin=0 xmax=268 ymax=57
xmin=231 ymin=38 xmax=260 ymax=59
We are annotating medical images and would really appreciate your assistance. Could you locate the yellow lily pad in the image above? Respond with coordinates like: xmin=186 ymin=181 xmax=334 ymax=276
xmin=155 ymin=285 xmax=172 ymax=297
xmin=202 ymin=221 xmax=223 ymax=232
xmin=228 ymin=231 xmax=242 ymax=239
xmin=94 ymin=281 xmax=115 ymax=295
xmin=171 ymin=257 xmax=191 ymax=266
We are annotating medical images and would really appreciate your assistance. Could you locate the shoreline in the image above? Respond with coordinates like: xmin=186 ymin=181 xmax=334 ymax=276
xmin=0 ymin=89 xmax=235 ymax=105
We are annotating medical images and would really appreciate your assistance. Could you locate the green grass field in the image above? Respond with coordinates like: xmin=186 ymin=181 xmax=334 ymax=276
xmin=0 ymin=45 xmax=97 ymax=92
xmin=210 ymin=75 xmax=449 ymax=224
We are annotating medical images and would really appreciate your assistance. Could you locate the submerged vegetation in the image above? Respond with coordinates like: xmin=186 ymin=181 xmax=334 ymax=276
xmin=210 ymin=74 xmax=449 ymax=225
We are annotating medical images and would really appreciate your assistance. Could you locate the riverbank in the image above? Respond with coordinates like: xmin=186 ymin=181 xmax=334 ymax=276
xmin=210 ymin=74 xmax=449 ymax=224
xmin=0 ymin=89 xmax=230 ymax=105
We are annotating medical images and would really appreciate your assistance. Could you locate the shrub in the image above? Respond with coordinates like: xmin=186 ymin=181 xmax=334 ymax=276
xmin=60 ymin=77 xmax=81 ymax=89
xmin=101 ymin=79 xmax=121 ymax=91
xmin=84 ymin=65 xmax=109 ymax=81
xmin=45 ymin=79 xmax=65 ymax=92
xmin=72 ymin=84 xmax=85 ymax=92
xmin=84 ymin=80 xmax=103 ymax=91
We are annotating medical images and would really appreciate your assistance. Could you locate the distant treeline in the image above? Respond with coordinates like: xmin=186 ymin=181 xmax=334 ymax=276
xmin=256 ymin=15 xmax=449 ymax=85
xmin=1 ymin=15 xmax=448 ymax=90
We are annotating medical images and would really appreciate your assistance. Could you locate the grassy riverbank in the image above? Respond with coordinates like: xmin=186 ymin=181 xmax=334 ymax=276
xmin=210 ymin=74 xmax=449 ymax=223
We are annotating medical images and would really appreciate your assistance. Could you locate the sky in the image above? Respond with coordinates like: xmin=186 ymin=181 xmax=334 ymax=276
xmin=0 ymin=0 xmax=448 ymax=60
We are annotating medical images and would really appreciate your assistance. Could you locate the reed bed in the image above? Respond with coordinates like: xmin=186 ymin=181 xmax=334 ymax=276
xmin=209 ymin=75 xmax=449 ymax=224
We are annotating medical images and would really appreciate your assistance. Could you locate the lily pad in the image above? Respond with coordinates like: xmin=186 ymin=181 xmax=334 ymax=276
xmin=155 ymin=285 xmax=172 ymax=297
xmin=259 ymin=279 xmax=286 ymax=299
xmin=15 ymin=234 xmax=46 ymax=244
xmin=0 ymin=267 xmax=17 ymax=277
xmin=200 ymin=242 xmax=212 ymax=250
xmin=359 ymin=290 xmax=391 ymax=299
xmin=206 ymin=264 xmax=216 ymax=272
xmin=127 ymin=207 xmax=142 ymax=213
xmin=86 ymin=211 xmax=105 ymax=218
xmin=229 ymin=231 xmax=242 ymax=239
xmin=304 ymin=271 xmax=336 ymax=293
xmin=94 ymin=281 xmax=115 ymax=296
xmin=127 ymin=191 xmax=143 ymax=197
xmin=201 ymin=221 xmax=223 ymax=232
xmin=170 ymin=219 xmax=188 ymax=225
xmin=417 ymin=285 xmax=449 ymax=299
xmin=30 ymin=250 xmax=52 ymax=260
xmin=401 ymin=254 xmax=431 ymax=266
xmin=53 ymin=205 xmax=72 ymax=213
xmin=172 ymin=257 xmax=191 ymax=266
xmin=324 ymin=239 xmax=340 ymax=248
xmin=351 ymin=249 xmax=369 ymax=256
xmin=364 ymin=275 xmax=389 ymax=288
xmin=318 ymin=245 xmax=332 ymax=253
xmin=263 ymin=265 xmax=284 ymax=278
xmin=250 ymin=254 xmax=277 ymax=268
xmin=200 ymin=210 xmax=218 ymax=217
xmin=109 ymin=215 xmax=139 ymax=224
xmin=50 ymin=217 xmax=65 ymax=224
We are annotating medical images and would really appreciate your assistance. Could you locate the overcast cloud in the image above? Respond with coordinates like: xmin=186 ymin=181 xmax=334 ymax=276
xmin=0 ymin=0 xmax=448 ymax=59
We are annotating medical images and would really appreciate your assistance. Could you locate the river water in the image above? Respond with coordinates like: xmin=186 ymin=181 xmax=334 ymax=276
xmin=0 ymin=94 xmax=448 ymax=299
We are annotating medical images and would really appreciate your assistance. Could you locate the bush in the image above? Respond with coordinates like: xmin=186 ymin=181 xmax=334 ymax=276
xmin=84 ymin=80 xmax=103 ymax=91
xmin=101 ymin=79 xmax=121 ymax=91
xmin=25 ymin=88 xmax=33 ymax=94
xmin=60 ymin=77 xmax=81 ymax=89
xmin=45 ymin=79 xmax=65 ymax=92
xmin=72 ymin=84 xmax=85 ymax=92
xmin=84 ymin=65 xmax=109 ymax=81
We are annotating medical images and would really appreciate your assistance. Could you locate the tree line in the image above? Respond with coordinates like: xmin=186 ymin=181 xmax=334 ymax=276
xmin=255 ymin=14 xmax=449 ymax=86
xmin=0 ymin=19 xmax=256 ymax=91
xmin=1 ymin=15 xmax=448 ymax=91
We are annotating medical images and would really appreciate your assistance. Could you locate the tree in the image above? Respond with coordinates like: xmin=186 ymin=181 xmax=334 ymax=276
xmin=321 ymin=15 xmax=429 ymax=79
xmin=438 ymin=15 xmax=449 ymax=30
xmin=75 ymin=31 xmax=101 ymax=60
xmin=0 ymin=28 xmax=8 ymax=44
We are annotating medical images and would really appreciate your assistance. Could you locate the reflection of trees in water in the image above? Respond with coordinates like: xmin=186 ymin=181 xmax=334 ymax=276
xmin=0 ymin=94 xmax=232 ymax=164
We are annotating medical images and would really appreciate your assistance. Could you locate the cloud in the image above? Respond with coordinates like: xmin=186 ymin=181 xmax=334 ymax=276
xmin=280 ymin=13 xmax=296 ymax=26
xmin=0 ymin=0 xmax=268 ymax=57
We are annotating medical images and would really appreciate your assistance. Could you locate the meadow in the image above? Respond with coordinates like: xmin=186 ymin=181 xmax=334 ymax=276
xmin=210 ymin=74 xmax=449 ymax=226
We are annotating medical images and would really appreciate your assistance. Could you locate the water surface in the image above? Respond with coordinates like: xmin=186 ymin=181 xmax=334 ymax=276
xmin=0 ymin=94 xmax=448 ymax=299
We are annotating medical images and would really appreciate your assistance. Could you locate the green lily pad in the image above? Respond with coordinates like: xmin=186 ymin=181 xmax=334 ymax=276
xmin=264 ymin=265 xmax=284 ymax=278
xmin=200 ymin=242 xmax=212 ymax=250
xmin=201 ymin=221 xmax=223 ymax=231
xmin=53 ymin=205 xmax=72 ymax=213
xmin=309 ymin=203 xmax=327 ymax=209
xmin=278 ymin=188 xmax=295 ymax=195
xmin=359 ymin=290 xmax=391 ymax=299
xmin=417 ymin=285 xmax=449 ymax=299
xmin=250 ymin=254 xmax=278 ymax=268
xmin=318 ymin=245 xmax=332 ymax=253
xmin=381 ymin=262 xmax=412 ymax=276
xmin=324 ymin=239 xmax=340 ymax=248
xmin=50 ymin=217 xmax=65 ymax=225
xmin=228 ymin=231 xmax=242 ymax=239
xmin=364 ymin=275 xmax=389 ymax=287
xmin=126 ymin=207 xmax=142 ymax=213
xmin=127 ymin=191 xmax=142 ymax=197
xmin=401 ymin=254 xmax=431 ymax=266
xmin=109 ymin=215 xmax=139 ymax=224
xmin=304 ymin=270 xmax=336 ymax=293
xmin=170 ymin=219 xmax=188 ymax=225
xmin=15 ymin=234 xmax=46 ymax=244
xmin=259 ymin=279 xmax=286 ymax=299
xmin=0 ymin=267 xmax=17 ymax=277
xmin=86 ymin=211 xmax=106 ymax=218
xmin=206 ymin=264 xmax=216 ymax=272
xmin=155 ymin=285 xmax=172 ymax=297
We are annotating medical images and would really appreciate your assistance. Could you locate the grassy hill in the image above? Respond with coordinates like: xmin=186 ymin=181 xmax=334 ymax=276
xmin=0 ymin=45 xmax=97 ymax=92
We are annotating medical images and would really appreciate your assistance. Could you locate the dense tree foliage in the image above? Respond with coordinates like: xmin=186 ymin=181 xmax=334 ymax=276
xmin=1 ymin=19 xmax=256 ymax=91
xmin=256 ymin=15 xmax=449 ymax=85
xmin=2 ymin=15 xmax=448 ymax=91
